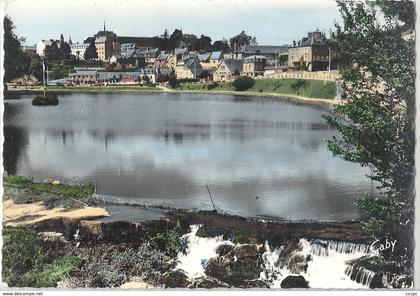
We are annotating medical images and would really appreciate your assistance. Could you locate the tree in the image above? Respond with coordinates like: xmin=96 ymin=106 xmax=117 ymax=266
xmin=197 ymin=34 xmax=212 ymax=52
xmin=3 ymin=16 xmax=29 ymax=82
xmin=29 ymin=54 xmax=43 ymax=82
xmin=169 ymin=29 xmax=183 ymax=49
xmin=44 ymin=41 xmax=59 ymax=60
xmin=323 ymin=0 xmax=415 ymax=276
xmin=168 ymin=70 xmax=178 ymax=88
xmin=59 ymin=34 xmax=71 ymax=59
xmin=232 ymin=76 xmax=255 ymax=91
xmin=212 ymin=39 xmax=230 ymax=53
xmin=84 ymin=39 xmax=98 ymax=60
xmin=229 ymin=31 xmax=256 ymax=51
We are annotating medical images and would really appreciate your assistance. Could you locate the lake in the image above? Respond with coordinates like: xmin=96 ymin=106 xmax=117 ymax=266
xmin=4 ymin=92 xmax=374 ymax=221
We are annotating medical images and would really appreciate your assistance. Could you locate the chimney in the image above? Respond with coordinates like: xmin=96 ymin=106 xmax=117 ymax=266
xmin=308 ymin=32 xmax=313 ymax=38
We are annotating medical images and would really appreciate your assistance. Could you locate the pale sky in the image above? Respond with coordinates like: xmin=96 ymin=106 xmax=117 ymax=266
xmin=5 ymin=0 xmax=341 ymax=46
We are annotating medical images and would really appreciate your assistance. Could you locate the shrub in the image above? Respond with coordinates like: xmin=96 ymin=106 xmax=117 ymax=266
xmin=19 ymin=256 xmax=82 ymax=288
xmin=207 ymin=82 xmax=219 ymax=90
xmin=2 ymin=227 xmax=81 ymax=287
xmin=152 ymin=228 xmax=181 ymax=257
xmin=232 ymin=76 xmax=255 ymax=91
xmin=2 ymin=228 xmax=44 ymax=286
xmin=80 ymin=244 xmax=165 ymax=287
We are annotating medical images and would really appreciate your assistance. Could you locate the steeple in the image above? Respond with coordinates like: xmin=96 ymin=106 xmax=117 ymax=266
xmin=104 ymin=21 xmax=106 ymax=32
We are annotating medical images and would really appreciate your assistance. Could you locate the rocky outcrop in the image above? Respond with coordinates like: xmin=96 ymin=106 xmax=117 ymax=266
xmin=160 ymin=270 xmax=189 ymax=288
xmin=280 ymin=275 xmax=309 ymax=288
xmin=205 ymin=244 xmax=263 ymax=287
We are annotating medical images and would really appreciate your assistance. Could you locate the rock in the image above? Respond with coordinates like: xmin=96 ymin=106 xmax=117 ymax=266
xmin=282 ymin=252 xmax=308 ymax=274
xmin=120 ymin=277 xmax=154 ymax=289
xmin=189 ymin=276 xmax=229 ymax=289
xmin=280 ymin=275 xmax=309 ymax=288
xmin=51 ymin=180 xmax=61 ymax=185
xmin=205 ymin=244 xmax=262 ymax=287
xmin=216 ymin=244 xmax=234 ymax=256
xmin=160 ymin=270 xmax=189 ymax=288
xmin=196 ymin=225 xmax=231 ymax=238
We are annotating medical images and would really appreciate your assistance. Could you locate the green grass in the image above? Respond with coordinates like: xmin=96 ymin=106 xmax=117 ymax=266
xmin=175 ymin=78 xmax=336 ymax=100
xmin=4 ymin=176 xmax=94 ymax=199
xmin=2 ymin=227 xmax=81 ymax=287
xmin=20 ymin=256 xmax=82 ymax=288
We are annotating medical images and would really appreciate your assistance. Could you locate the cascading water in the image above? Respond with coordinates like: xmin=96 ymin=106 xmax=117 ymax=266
xmin=175 ymin=225 xmax=233 ymax=278
xmin=259 ymin=238 xmax=374 ymax=289
xmin=176 ymin=225 xmax=375 ymax=289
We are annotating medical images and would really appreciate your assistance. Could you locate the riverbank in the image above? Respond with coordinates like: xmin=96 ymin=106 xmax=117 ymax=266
xmin=6 ymin=78 xmax=341 ymax=108
xmin=6 ymin=177 xmax=408 ymax=289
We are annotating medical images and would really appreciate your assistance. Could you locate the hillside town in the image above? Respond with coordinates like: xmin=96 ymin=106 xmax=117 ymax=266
xmin=20 ymin=24 xmax=340 ymax=87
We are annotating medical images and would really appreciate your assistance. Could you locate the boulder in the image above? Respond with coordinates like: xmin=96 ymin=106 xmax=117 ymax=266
xmin=189 ymin=276 xmax=229 ymax=289
xmin=160 ymin=270 xmax=189 ymax=288
xmin=215 ymin=243 xmax=234 ymax=256
xmin=205 ymin=244 xmax=262 ymax=287
xmin=51 ymin=180 xmax=61 ymax=185
xmin=280 ymin=275 xmax=309 ymax=288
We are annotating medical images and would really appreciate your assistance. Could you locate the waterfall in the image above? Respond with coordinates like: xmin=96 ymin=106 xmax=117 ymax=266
xmin=309 ymin=239 xmax=371 ymax=256
xmin=345 ymin=265 xmax=376 ymax=287
xmin=175 ymin=225 xmax=233 ymax=278
xmin=259 ymin=241 xmax=289 ymax=287
xmin=259 ymin=238 xmax=373 ymax=289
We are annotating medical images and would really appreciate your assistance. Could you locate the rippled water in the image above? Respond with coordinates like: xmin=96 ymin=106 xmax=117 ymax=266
xmin=4 ymin=92 xmax=375 ymax=220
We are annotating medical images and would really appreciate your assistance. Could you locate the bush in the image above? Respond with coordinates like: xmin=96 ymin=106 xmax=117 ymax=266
xmin=232 ymin=76 xmax=255 ymax=91
xmin=2 ymin=227 xmax=81 ymax=287
xmin=207 ymin=82 xmax=219 ymax=90
xmin=19 ymin=256 xmax=82 ymax=288
xmin=80 ymin=244 xmax=165 ymax=287
xmin=152 ymin=228 xmax=181 ymax=257
xmin=2 ymin=228 xmax=44 ymax=286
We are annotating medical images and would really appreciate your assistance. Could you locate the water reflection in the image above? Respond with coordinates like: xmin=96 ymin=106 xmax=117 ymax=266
xmin=3 ymin=92 xmax=374 ymax=221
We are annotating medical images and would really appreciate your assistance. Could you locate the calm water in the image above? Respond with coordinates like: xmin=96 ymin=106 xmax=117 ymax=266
xmin=4 ymin=92 xmax=374 ymax=221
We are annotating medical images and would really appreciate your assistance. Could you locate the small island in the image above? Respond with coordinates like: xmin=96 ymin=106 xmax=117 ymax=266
xmin=32 ymin=93 xmax=59 ymax=106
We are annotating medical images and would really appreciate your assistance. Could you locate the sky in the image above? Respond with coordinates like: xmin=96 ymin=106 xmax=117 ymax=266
xmin=5 ymin=0 xmax=342 ymax=46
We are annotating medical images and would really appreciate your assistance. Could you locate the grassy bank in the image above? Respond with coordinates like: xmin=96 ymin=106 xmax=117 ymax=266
xmin=175 ymin=78 xmax=337 ymax=100
xmin=4 ymin=176 xmax=95 ymax=208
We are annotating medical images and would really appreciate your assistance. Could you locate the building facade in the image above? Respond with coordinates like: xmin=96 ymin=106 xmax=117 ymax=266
xmin=70 ymin=43 xmax=90 ymax=60
xmin=288 ymin=31 xmax=332 ymax=72
xmin=242 ymin=55 xmax=267 ymax=77
xmin=213 ymin=59 xmax=243 ymax=82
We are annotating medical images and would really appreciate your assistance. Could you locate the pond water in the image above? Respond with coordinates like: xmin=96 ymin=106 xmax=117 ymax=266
xmin=4 ymin=92 xmax=374 ymax=221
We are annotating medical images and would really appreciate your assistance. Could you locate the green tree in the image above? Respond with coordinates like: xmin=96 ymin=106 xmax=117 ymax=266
xmin=323 ymin=0 xmax=415 ymax=274
xmin=3 ymin=16 xmax=29 ymax=82
xmin=29 ymin=54 xmax=43 ymax=82
xmin=84 ymin=39 xmax=98 ymax=60
xmin=168 ymin=70 xmax=178 ymax=88
xmin=44 ymin=41 xmax=59 ymax=60
xmin=212 ymin=39 xmax=231 ymax=53
xmin=59 ymin=34 xmax=71 ymax=59
xmin=229 ymin=31 xmax=256 ymax=52
xmin=232 ymin=76 xmax=255 ymax=91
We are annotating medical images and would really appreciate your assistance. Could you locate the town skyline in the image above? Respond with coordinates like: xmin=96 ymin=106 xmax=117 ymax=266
xmin=5 ymin=0 xmax=341 ymax=46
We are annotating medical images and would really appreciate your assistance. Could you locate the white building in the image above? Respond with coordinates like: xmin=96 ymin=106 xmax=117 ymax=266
xmin=71 ymin=42 xmax=90 ymax=60
xmin=36 ymin=40 xmax=53 ymax=56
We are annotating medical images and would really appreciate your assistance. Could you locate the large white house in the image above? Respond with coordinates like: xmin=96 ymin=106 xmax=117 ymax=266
xmin=36 ymin=40 xmax=53 ymax=56
xmin=71 ymin=42 xmax=90 ymax=60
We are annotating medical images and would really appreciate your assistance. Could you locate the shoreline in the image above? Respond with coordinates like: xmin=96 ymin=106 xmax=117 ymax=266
xmin=6 ymin=85 xmax=340 ymax=108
